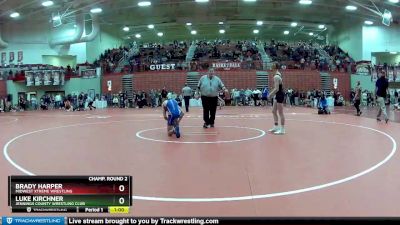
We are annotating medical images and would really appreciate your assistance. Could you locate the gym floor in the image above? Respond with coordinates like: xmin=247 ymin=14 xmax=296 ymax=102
xmin=1 ymin=106 xmax=400 ymax=217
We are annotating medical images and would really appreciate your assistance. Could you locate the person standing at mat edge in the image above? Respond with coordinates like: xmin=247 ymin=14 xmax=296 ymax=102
xmin=197 ymin=68 xmax=228 ymax=128
xmin=268 ymin=70 xmax=285 ymax=135
xmin=376 ymin=71 xmax=389 ymax=123
xmin=354 ymin=81 xmax=362 ymax=116
xmin=182 ymin=83 xmax=192 ymax=112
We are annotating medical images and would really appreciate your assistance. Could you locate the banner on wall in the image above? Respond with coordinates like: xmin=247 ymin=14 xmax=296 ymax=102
xmin=333 ymin=78 xmax=338 ymax=90
xmin=107 ymin=80 xmax=112 ymax=91
xmin=388 ymin=68 xmax=394 ymax=81
xmin=17 ymin=51 xmax=23 ymax=62
xmin=81 ymin=69 xmax=96 ymax=78
xmin=1 ymin=52 xmax=5 ymax=63
xmin=43 ymin=70 xmax=52 ymax=85
xmin=60 ymin=72 xmax=65 ymax=85
xmin=9 ymin=52 xmax=14 ymax=62
xmin=355 ymin=61 xmax=371 ymax=76
xmin=25 ymin=70 xmax=64 ymax=86
xmin=149 ymin=63 xmax=176 ymax=71
xmin=25 ymin=71 xmax=34 ymax=86
xmin=34 ymin=71 xmax=43 ymax=86
xmin=212 ymin=62 xmax=241 ymax=70
xmin=53 ymin=71 xmax=60 ymax=85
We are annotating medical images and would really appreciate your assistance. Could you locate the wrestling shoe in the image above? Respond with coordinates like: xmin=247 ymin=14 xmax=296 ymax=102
xmin=175 ymin=126 xmax=181 ymax=138
xmin=273 ymin=127 xmax=285 ymax=135
xmin=385 ymin=118 xmax=389 ymax=124
xmin=268 ymin=126 xmax=279 ymax=133
xmin=203 ymin=123 xmax=208 ymax=129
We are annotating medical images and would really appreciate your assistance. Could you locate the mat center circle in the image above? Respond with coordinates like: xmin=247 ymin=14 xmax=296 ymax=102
xmin=135 ymin=125 xmax=266 ymax=144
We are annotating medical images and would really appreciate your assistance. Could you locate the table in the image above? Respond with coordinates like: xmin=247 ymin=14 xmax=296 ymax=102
xmin=182 ymin=99 xmax=202 ymax=107
xmin=94 ymin=100 xmax=108 ymax=109
xmin=191 ymin=98 xmax=202 ymax=107
xmin=326 ymin=97 xmax=334 ymax=112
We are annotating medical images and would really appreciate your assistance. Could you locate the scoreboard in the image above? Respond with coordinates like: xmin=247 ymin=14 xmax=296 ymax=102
xmin=8 ymin=176 xmax=132 ymax=214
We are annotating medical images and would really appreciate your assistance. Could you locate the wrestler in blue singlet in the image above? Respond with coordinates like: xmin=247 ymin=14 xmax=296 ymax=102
xmin=166 ymin=99 xmax=182 ymax=126
xmin=163 ymin=97 xmax=184 ymax=138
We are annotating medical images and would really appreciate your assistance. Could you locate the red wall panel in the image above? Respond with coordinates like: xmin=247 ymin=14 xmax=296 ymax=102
xmin=133 ymin=71 xmax=187 ymax=93
xmin=101 ymin=75 xmax=123 ymax=94
xmin=268 ymin=70 xmax=321 ymax=92
xmin=0 ymin=80 xmax=7 ymax=97
xmin=217 ymin=70 xmax=257 ymax=90
xmin=331 ymin=72 xmax=351 ymax=100
xmin=101 ymin=70 xmax=351 ymax=100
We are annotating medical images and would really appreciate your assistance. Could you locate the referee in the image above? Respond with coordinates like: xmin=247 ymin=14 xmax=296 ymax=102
xmin=182 ymin=83 xmax=192 ymax=112
xmin=197 ymin=68 xmax=228 ymax=128
xmin=375 ymin=71 xmax=389 ymax=123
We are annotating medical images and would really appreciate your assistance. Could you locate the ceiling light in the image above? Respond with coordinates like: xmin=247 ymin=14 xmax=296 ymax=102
xmin=148 ymin=24 xmax=155 ymax=29
xmin=284 ymin=30 xmax=289 ymax=35
xmin=291 ymin=22 xmax=298 ymax=27
xmin=52 ymin=15 xmax=60 ymax=21
xmin=256 ymin=21 xmax=263 ymax=25
xmin=219 ymin=22 xmax=224 ymax=25
xmin=364 ymin=20 xmax=374 ymax=25
xmin=219 ymin=29 xmax=225 ymax=34
xmin=390 ymin=51 xmax=397 ymax=54
xmin=123 ymin=26 xmax=130 ymax=32
xmin=299 ymin=0 xmax=312 ymax=5
xmin=346 ymin=5 xmax=357 ymax=10
xmin=195 ymin=0 xmax=209 ymax=2
xmin=90 ymin=8 xmax=102 ymax=13
xmin=41 ymin=1 xmax=54 ymax=7
xmin=318 ymin=24 xmax=325 ymax=29
xmin=10 ymin=12 xmax=20 ymax=18
xmin=191 ymin=30 xmax=197 ymax=35
xmin=243 ymin=0 xmax=257 ymax=2
xmin=389 ymin=0 xmax=399 ymax=3
xmin=73 ymin=24 xmax=77 ymax=28
xmin=157 ymin=32 xmax=164 ymax=37
xmin=67 ymin=30 xmax=75 ymax=35
xmin=186 ymin=22 xmax=192 ymax=26
xmin=135 ymin=34 xmax=141 ymax=38
xmin=383 ymin=11 xmax=392 ymax=19
xmin=253 ymin=29 xmax=259 ymax=34
xmin=309 ymin=32 xmax=314 ymax=36
xmin=138 ymin=1 xmax=151 ymax=7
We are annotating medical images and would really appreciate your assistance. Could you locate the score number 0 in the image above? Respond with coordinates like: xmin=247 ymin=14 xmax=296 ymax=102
xmin=118 ymin=185 xmax=125 ymax=205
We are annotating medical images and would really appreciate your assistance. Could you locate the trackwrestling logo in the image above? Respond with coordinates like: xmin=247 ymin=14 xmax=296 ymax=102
xmin=1 ymin=217 xmax=65 ymax=225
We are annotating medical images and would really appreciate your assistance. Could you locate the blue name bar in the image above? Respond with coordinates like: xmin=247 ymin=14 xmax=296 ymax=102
xmin=2 ymin=217 xmax=65 ymax=225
